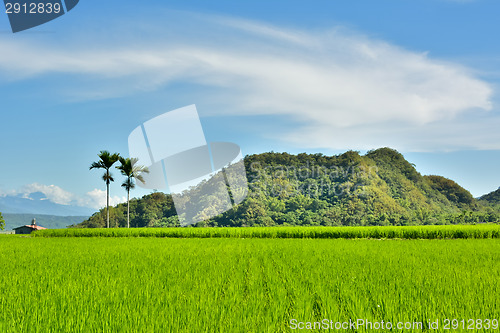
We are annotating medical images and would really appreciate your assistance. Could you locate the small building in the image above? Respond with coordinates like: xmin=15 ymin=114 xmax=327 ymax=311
xmin=13 ymin=218 xmax=47 ymax=234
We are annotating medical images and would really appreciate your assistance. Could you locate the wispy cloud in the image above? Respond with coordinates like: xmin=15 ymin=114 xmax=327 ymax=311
xmin=0 ymin=12 xmax=495 ymax=151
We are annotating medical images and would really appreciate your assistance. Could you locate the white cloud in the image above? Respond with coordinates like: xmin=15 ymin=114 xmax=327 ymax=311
xmin=19 ymin=183 xmax=76 ymax=205
xmin=1 ymin=183 xmax=126 ymax=210
xmin=82 ymin=189 xmax=127 ymax=210
xmin=0 ymin=12 xmax=495 ymax=151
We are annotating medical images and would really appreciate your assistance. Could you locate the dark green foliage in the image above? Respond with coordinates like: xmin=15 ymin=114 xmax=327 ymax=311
xmin=76 ymin=148 xmax=500 ymax=228
xmin=74 ymin=192 xmax=177 ymax=228
xmin=0 ymin=212 xmax=4 ymax=230
xmin=425 ymin=175 xmax=476 ymax=208
xmin=480 ymin=187 xmax=500 ymax=204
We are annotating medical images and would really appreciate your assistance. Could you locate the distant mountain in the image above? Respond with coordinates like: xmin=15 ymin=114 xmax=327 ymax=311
xmin=479 ymin=187 xmax=500 ymax=205
xmin=0 ymin=193 xmax=95 ymax=216
xmin=3 ymin=214 xmax=89 ymax=231
xmin=75 ymin=148 xmax=500 ymax=228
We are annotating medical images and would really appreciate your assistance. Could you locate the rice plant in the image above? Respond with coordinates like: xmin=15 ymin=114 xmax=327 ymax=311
xmin=33 ymin=224 xmax=500 ymax=239
xmin=0 ymin=237 xmax=498 ymax=332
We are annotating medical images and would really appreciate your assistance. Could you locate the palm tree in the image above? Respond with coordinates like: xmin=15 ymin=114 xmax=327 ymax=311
xmin=90 ymin=150 xmax=120 ymax=228
xmin=116 ymin=157 xmax=149 ymax=228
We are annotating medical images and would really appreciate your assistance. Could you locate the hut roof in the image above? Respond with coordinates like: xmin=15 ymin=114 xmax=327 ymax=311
xmin=13 ymin=225 xmax=47 ymax=231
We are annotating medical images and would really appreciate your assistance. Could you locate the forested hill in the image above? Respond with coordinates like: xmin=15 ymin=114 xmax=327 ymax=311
xmin=75 ymin=148 xmax=500 ymax=228
xmin=480 ymin=187 xmax=500 ymax=205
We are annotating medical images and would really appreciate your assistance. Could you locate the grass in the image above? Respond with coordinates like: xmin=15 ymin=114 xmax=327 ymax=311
xmin=33 ymin=224 xmax=500 ymax=239
xmin=0 ymin=236 xmax=498 ymax=332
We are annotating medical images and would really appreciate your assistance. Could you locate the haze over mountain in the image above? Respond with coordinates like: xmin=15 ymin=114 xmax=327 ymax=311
xmin=0 ymin=192 xmax=95 ymax=216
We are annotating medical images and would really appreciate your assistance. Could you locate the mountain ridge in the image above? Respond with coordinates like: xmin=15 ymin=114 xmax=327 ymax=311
xmin=0 ymin=193 xmax=95 ymax=216
xmin=3 ymin=213 xmax=89 ymax=231
xmin=74 ymin=148 xmax=500 ymax=228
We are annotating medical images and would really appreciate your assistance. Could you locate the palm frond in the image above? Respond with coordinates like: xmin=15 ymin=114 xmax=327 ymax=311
xmin=131 ymin=159 xmax=149 ymax=184
xmin=117 ymin=157 xmax=133 ymax=177
xmin=117 ymin=157 xmax=149 ymax=185
xmin=121 ymin=177 xmax=135 ymax=191
xmin=135 ymin=174 xmax=146 ymax=184
xmin=102 ymin=173 xmax=114 ymax=184
xmin=89 ymin=161 xmax=104 ymax=170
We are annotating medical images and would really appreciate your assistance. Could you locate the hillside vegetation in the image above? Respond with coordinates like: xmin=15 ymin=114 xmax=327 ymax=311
xmin=75 ymin=148 xmax=500 ymax=228
xmin=480 ymin=187 xmax=500 ymax=205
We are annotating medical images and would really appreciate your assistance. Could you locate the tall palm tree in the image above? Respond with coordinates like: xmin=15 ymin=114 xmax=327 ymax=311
xmin=90 ymin=150 xmax=120 ymax=228
xmin=116 ymin=157 xmax=149 ymax=228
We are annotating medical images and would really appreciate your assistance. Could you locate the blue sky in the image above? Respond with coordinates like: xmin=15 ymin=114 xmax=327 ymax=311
xmin=1 ymin=0 xmax=500 ymax=210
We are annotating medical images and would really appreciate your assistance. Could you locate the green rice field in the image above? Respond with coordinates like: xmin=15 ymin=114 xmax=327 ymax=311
xmin=33 ymin=224 xmax=500 ymax=239
xmin=1 ymin=228 xmax=499 ymax=332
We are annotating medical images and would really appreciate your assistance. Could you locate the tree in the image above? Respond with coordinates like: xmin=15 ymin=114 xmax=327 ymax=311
xmin=0 ymin=212 xmax=4 ymax=230
xmin=90 ymin=150 xmax=120 ymax=228
xmin=116 ymin=157 xmax=149 ymax=228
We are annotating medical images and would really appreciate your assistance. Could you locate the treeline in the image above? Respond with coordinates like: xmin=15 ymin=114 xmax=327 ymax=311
xmin=74 ymin=148 xmax=500 ymax=228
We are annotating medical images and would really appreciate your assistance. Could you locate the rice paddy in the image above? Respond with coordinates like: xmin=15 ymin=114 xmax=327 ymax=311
xmin=33 ymin=224 xmax=500 ymax=240
xmin=0 ymin=232 xmax=498 ymax=332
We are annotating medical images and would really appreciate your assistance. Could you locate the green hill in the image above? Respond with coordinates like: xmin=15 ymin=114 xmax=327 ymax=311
xmin=479 ymin=187 xmax=500 ymax=205
xmin=74 ymin=148 xmax=500 ymax=228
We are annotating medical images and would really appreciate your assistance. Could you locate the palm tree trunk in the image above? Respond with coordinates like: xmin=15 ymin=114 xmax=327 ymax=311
xmin=106 ymin=179 xmax=110 ymax=229
xmin=127 ymin=189 xmax=130 ymax=228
